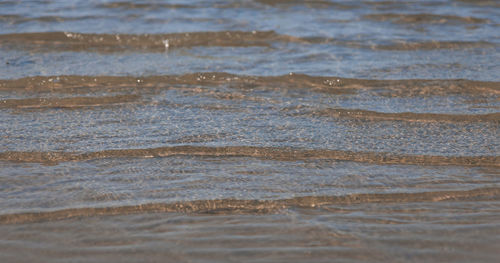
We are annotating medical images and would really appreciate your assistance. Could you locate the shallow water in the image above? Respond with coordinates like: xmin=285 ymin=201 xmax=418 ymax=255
xmin=0 ymin=1 xmax=499 ymax=262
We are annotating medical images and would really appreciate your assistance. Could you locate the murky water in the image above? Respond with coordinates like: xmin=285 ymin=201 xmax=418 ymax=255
xmin=0 ymin=1 xmax=499 ymax=262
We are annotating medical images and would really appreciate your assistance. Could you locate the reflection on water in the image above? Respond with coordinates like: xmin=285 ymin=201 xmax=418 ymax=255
xmin=0 ymin=0 xmax=499 ymax=262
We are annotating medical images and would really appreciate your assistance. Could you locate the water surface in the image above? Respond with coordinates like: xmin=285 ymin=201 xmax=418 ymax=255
xmin=0 ymin=1 xmax=499 ymax=262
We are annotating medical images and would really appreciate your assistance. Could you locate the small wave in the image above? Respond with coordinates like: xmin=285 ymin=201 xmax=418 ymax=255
xmin=0 ymin=94 xmax=140 ymax=109
xmin=0 ymin=14 xmax=104 ymax=24
xmin=1 ymin=146 xmax=498 ymax=167
xmin=0 ymin=31 xmax=297 ymax=53
xmin=302 ymin=37 xmax=497 ymax=50
xmin=254 ymin=0 xmax=355 ymax=9
xmin=97 ymin=2 xmax=193 ymax=9
xmin=309 ymin=108 xmax=500 ymax=123
xmin=1 ymin=73 xmax=498 ymax=97
xmin=374 ymin=41 xmax=496 ymax=51
xmin=454 ymin=0 xmax=500 ymax=7
xmin=0 ymin=31 xmax=495 ymax=53
xmin=97 ymin=0 xmax=356 ymax=10
xmin=363 ymin=13 xmax=490 ymax=25
xmin=1 ymin=187 xmax=498 ymax=224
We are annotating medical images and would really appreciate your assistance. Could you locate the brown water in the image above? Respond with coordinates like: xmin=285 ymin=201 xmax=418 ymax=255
xmin=1 ymin=0 xmax=499 ymax=262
